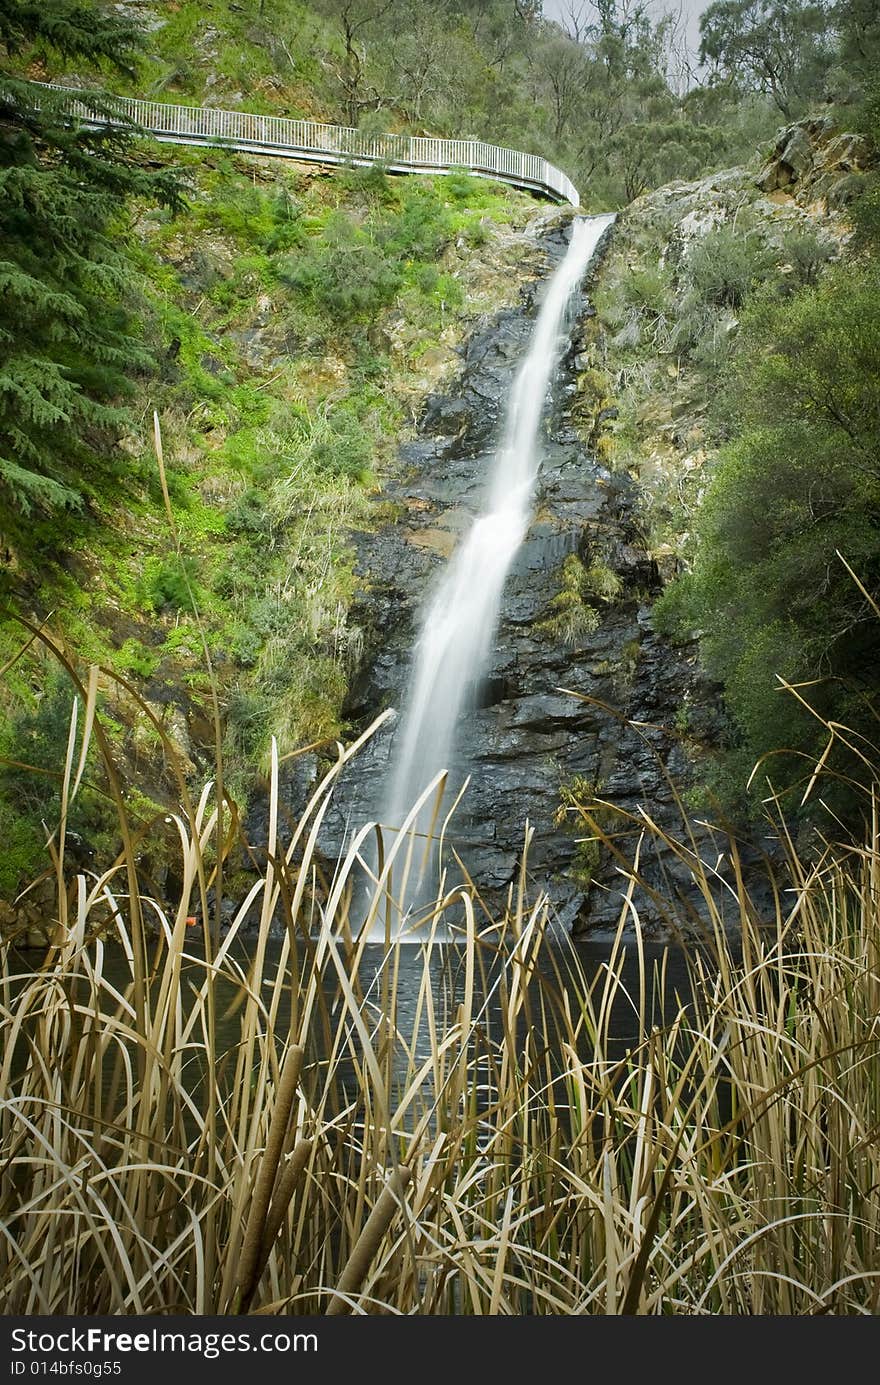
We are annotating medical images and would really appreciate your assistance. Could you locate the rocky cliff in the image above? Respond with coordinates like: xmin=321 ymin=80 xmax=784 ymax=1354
xmin=294 ymin=212 xmax=710 ymax=937
xmin=301 ymin=117 xmax=873 ymax=940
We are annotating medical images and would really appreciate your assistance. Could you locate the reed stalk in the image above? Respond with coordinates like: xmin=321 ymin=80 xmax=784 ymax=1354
xmin=1 ymin=638 xmax=880 ymax=1313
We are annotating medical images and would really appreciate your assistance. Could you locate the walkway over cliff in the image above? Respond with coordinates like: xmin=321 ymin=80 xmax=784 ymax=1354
xmin=40 ymin=83 xmax=580 ymax=208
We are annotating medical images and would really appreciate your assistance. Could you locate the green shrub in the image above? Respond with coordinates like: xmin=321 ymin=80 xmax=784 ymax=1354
xmin=114 ymin=638 xmax=160 ymax=679
xmin=672 ymin=224 xmax=776 ymax=362
xmin=777 ymin=226 xmax=836 ymax=287
xmin=553 ymin=775 xmax=610 ymax=888
xmin=439 ymin=273 xmax=464 ymax=310
xmin=311 ymin=411 xmax=374 ymax=482
xmin=339 ymin=162 xmax=395 ymax=206
xmin=228 ymin=487 xmax=272 ymax=538
xmin=265 ymin=188 xmax=305 ymax=253
xmin=463 ymin=219 xmax=490 ymax=248
xmin=660 ymin=262 xmax=880 ymax=820
xmin=280 ymin=212 xmax=402 ymax=321
xmin=441 ymin=169 xmax=484 ymax=202
xmin=624 ymin=263 xmax=673 ymax=318
xmin=412 ymin=263 xmax=440 ymax=295
xmin=378 ymin=184 xmax=451 ymax=262
xmin=537 ymin=555 xmax=602 ymax=646
xmin=0 ymin=673 xmax=117 ymax=894
xmin=138 ymin=556 xmax=201 ymax=614
xmin=686 ymin=224 xmax=774 ymax=310
xmin=220 ymin=428 xmax=267 ymax=475
xmin=583 ymin=562 xmax=623 ymax=602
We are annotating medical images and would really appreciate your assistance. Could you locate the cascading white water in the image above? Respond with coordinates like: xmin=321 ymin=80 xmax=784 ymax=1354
xmin=381 ymin=213 xmax=615 ymax=913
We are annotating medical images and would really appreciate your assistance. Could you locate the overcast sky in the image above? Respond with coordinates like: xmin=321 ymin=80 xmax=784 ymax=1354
xmin=541 ymin=0 xmax=709 ymax=66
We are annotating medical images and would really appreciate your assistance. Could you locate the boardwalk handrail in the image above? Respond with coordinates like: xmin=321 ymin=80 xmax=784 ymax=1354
xmin=33 ymin=82 xmax=580 ymax=208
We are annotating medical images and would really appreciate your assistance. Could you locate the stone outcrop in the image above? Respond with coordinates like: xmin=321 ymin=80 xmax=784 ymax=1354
xmin=756 ymin=116 xmax=871 ymax=206
xmin=0 ymin=878 xmax=58 ymax=949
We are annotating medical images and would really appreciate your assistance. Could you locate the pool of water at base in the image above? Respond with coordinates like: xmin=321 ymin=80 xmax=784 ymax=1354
xmin=10 ymin=932 xmax=703 ymax=1107
xmin=7 ymin=932 xmax=728 ymax=1163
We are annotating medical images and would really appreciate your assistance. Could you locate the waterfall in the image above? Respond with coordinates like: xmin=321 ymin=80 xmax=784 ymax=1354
xmin=377 ymin=213 xmax=615 ymax=924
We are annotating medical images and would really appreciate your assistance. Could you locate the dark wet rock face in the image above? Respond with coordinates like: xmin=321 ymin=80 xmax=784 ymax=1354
xmin=306 ymin=220 xmax=721 ymax=939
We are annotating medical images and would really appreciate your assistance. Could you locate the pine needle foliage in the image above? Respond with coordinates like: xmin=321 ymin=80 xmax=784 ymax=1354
xmin=0 ymin=0 xmax=180 ymax=542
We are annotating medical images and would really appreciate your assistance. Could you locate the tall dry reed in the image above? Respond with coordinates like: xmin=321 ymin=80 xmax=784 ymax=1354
xmin=1 ymin=647 xmax=879 ymax=1315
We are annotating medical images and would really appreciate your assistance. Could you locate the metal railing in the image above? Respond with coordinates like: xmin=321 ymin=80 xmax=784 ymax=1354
xmin=34 ymin=82 xmax=580 ymax=207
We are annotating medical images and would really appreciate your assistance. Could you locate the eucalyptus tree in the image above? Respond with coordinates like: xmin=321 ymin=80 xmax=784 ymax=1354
xmin=311 ymin=0 xmax=401 ymax=125
xmin=699 ymin=0 xmax=834 ymax=116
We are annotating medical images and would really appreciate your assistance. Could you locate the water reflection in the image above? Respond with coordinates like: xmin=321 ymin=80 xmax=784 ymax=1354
xmin=348 ymin=937 xmax=691 ymax=1066
xmin=167 ymin=932 xmax=697 ymax=1126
